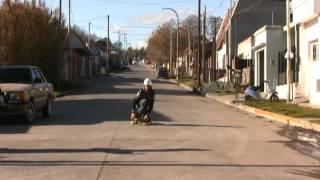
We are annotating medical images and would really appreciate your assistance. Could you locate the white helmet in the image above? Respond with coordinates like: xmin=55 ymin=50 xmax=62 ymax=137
xmin=143 ymin=78 xmax=152 ymax=86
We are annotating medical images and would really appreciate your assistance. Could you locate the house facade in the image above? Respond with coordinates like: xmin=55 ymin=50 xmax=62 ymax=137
xmin=237 ymin=37 xmax=253 ymax=86
xmin=253 ymin=26 xmax=285 ymax=93
xmin=63 ymin=31 xmax=92 ymax=81
xmin=292 ymin=0 xmax=320 ymax=105
xmin=215 ymin=0 xmax=286 ymax=83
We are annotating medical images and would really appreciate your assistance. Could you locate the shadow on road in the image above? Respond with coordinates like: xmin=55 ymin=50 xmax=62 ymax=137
xmin=0 ymin=69 xmax=195 ymax=133
xmin=0 ymin=147 xmax=209 ymax=154
xmin=0 ymin=159 xmax=318 ymax=168
xmin=0 ymin=98 xmax=172 ymax=134
xmin=150 ymin=123 xmax=244 ymax=128
xmin=288 ymin=169 xmax=320 ymax=179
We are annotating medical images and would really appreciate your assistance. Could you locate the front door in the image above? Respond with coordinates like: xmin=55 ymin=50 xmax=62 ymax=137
xmin=258 ymin=50 xmax=265 ymax=91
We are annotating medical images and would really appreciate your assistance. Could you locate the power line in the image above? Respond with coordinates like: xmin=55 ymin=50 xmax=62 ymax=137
xmin=94 ymin=0 xmax=195 ymax=5
xmin=120 ymin=26 xmax=158 ymax=29
xmin=206 ymin=0 xmax=227 ymax=15
xmin=74 ymin=15 xmax=132 ymax=23
xmin=91 ymin=23 xmax=105 ymax=30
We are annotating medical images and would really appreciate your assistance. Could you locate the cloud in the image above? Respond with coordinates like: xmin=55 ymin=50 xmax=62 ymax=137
xmin=111 ymin=25 xmax=131 ymax=33
xmin=133 ymin=41 xmax=147 ymax=49
xmin=128 ymin=8 xmax=197 ymax=26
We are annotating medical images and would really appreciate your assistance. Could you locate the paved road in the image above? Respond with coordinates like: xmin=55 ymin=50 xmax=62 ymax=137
xmin=0 ymin=65 xmax=319 ymax=180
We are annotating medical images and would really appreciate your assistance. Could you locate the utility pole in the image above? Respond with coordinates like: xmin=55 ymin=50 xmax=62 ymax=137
xmin=187 ymin=25 xmax=191 ymax=76
xmin=197 ymin=0 xmax=202 ymax=87
xmin=118 ymin=31 xmax=121 ymax=53
xmin=228 ymin=0 xmax=232 ymax=82
xmin=123 ymin=33 xmax=127 ymax=61
xmin=213 ymin=17 xmax=217 ymax=82
xmin=59 ymin=0 xmax=62 ymax=29
xmin=107 ymin=14 xmax=109 ymax=73
xmin=162 ymin=8 xmax=179 ymax=80
xmin=170 ymin=28 xmax=173 ymax=77
xmin=88 ymin=22 xmax=91 ymax=48
xmin=68 ymin=0 xmax=71 ymax=81
xmin=202 ymin=6 xmax=206 ymax=82
xmin=57 ymin=0 xmax=62 ymax=89
xmin=176 ymin=15 xmax=179 ymax=80
xmin=286 ymin=0 xmax=292 ymax=102
xmin=68 ymin=0 xmax=71 ymax=37
xmin=193 ymin=35 xmax=195 ymax=79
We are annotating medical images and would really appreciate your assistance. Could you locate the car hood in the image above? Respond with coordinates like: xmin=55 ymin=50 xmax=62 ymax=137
xmin=0 ymin=83 xmax=32 ymax=92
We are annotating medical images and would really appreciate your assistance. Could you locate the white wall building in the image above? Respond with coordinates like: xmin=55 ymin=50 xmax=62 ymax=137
xmin=292 ymin=0 xmax=320 ymax=105
xmin=238 ymin=37 xmax=253 ymax=60
xmin=237 ymin=26 xmax=285 ymax=93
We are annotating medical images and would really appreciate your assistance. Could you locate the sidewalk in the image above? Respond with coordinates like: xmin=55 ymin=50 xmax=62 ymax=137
xmin=170 ymin=79 xmax=320 ymax=132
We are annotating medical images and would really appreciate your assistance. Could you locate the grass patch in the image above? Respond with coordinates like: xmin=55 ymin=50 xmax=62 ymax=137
xmin=211 ymin=92 xmax=235 ymax=96
xmin=244 ymin=101 xmax=320 ymax=118
xmin=177 ymin=77 xmax=198 ymax=89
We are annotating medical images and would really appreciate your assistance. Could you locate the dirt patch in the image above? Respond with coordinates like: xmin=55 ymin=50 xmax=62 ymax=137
xmin=279 ymin=126 xmax=320 ymax=160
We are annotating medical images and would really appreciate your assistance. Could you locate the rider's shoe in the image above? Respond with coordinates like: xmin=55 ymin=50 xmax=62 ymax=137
xmin=131 ymin=118 xmax=139 ymax=126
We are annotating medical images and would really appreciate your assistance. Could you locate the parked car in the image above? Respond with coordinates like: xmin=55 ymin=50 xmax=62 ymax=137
xmin=132 ymin=60 xmax=138 ymax=65
xmin=0 ymin=66 xmax=54 ymax=123
xmin=156 ymin=67 xmax=169 ymax=79
xmin=120 ymin=61 xmax=130 ymax=70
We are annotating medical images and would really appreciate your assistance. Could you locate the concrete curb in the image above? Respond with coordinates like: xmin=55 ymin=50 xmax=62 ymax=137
xmin=55 ymin=89 xmax=83 ymax=98
xmin=169 ymin=79 xmax=194 ymax=92
xmin=162 ymin=80 xmax=320 ymax=132
xmin=206 ymin=94 xmax=320 ymax=132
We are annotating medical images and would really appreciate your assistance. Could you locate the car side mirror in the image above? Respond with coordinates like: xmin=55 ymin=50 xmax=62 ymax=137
xmin=34 ymin=78 xmax=42 ymax=84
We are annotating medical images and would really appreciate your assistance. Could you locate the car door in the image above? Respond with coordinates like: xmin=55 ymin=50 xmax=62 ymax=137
xmin=32 ymin=68 xmax=46 ymax=108
xmin=30 ymin=68 xmax=42 ymax=108
xmin=35 ymin=68 xmax=50 ymax=103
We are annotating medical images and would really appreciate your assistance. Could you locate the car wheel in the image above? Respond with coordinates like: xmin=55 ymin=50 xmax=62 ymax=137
xmin=43 ymin=97 xmax=52 ymax=118
xmin=23 ymin=101 xmax=35 ymax=124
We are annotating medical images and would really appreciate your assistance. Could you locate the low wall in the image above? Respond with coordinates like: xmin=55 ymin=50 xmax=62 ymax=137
xmin=276 ymin=83 xmax=296 ymax=100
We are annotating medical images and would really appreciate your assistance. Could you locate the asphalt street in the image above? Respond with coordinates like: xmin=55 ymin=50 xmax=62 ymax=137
xmin=0 ymin=65 xmax=319 ymax=180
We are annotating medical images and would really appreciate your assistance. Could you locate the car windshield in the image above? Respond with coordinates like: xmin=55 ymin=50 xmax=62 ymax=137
xmin=0 ymin=68 xmax=32 ymax=83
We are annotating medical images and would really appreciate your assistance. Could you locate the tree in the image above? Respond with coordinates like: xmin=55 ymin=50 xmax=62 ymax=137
xmin=0 ymin=0 xmax=66 ymax=84
xmin=73 ymin=25 xmax=99 ymax=47
xmin=146 ymin=20 xmax=176 ymax=65
xmin=146 ymin=14 xmax=222 ymax=71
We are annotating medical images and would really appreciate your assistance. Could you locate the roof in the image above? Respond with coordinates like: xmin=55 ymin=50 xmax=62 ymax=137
xmin=216 ymin=7 xmax=235 ymax=50
xmin=89 ymin=48 xmax=101 ymax=56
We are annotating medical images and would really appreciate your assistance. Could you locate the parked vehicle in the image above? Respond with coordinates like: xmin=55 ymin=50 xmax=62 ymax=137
xmin=156 ymin=67 xmax=169 ymax=79
xmin=120 ymin=61 xmax=130 ymax=70
xmin=244 ymin=80 xmax=279 ymax=102
xmin=0 ymin=66 xmax=54 ymax=123
xmin=264 ymin=80 xmax=279 ymax=102
xmin=244 ymin=86 xmax=261 ymax=101
xmin=132 ymin=60 xmax=138 ymax=65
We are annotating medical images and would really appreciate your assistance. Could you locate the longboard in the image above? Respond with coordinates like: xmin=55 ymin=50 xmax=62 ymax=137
xmin=130 ymin=120 xmax=152 ymax=126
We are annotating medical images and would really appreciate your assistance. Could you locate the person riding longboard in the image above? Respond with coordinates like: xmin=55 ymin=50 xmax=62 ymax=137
xmin=130 ymin=78 xmax=155 ymax=125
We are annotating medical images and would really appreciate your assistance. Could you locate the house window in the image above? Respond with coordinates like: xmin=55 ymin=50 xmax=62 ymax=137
xmin=310 ymin=41 xmax=319 ymax=61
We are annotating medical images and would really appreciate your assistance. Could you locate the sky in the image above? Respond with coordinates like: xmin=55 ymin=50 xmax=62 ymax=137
xmin=3 ymin=0 xmax=231 ymax=48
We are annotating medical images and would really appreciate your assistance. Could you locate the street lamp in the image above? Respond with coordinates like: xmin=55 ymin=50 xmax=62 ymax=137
xmin=162 ymin=8 xmax=179 ymax=80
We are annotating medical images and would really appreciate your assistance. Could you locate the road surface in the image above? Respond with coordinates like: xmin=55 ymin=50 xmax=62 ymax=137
xmin=0 ymin=65 xmax=319 ymax=180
